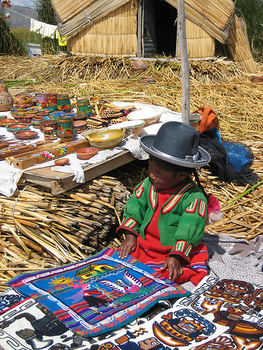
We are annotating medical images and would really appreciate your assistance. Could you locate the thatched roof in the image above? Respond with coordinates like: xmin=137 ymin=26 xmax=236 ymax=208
xmin=52 ymin=0 xmax=131 ymax=39
xmin=52 ymin=0 xmax=235 ymax=43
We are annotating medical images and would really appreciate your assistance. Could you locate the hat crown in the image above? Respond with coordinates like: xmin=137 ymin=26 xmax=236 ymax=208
xmin=140 ymin=121 xmax=211 ymax=168
xmin=152 ymin=121 xmax=199 ymax=159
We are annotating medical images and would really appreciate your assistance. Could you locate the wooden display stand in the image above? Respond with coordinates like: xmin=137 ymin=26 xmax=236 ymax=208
xmin=22 ymin=150 xmax=135 ymax=195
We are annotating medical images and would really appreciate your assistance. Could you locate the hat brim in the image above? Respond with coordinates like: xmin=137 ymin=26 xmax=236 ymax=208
xmin=140 ymin=134 xmax=211 ymax=168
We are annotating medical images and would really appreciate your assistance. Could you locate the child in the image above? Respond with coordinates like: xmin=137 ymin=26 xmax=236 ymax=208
xmin=117 ymin=121 xmax=211 ymax=285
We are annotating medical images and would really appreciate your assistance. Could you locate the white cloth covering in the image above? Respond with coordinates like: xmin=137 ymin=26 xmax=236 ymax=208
xmin=30 ymin=19 xmax=58 ymax=39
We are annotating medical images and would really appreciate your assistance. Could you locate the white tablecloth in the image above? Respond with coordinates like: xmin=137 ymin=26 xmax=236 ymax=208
xmin=0 ymin=103 xmax=183 ymax=197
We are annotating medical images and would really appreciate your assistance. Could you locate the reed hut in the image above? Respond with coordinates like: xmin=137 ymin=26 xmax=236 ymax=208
xmin=51 ymin=0 xmax=257 ymax=73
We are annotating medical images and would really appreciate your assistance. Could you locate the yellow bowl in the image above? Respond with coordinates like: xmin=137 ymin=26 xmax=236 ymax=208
xmin=85 ymin=129 xmax=125 ymax=149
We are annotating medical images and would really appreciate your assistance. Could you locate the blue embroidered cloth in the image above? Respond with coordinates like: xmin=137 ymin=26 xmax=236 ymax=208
xmin=7 ymin=248 xmax=190 ymax=337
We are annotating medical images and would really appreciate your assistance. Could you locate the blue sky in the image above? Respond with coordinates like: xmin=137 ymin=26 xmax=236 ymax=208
xmin=11 ymin=0 xmax=36 ymax=8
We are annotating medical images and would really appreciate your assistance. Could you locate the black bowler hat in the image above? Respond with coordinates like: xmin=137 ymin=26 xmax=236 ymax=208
xmin=140 ymin=121 xmax=211 ymax=168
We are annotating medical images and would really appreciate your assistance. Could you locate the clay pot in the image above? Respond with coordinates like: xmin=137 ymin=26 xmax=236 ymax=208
xmin=73 ymin=120 xmax=87 ymax=133
xmin=35 ymin=93 xmax=47 ymax=108
xmin=39 ymin=118 xmax=57 ymax=133
xmin=31 ymin=116 xmax=45 ymax=128
xmin=43 ymin=126 xmax=57 ymax=140
xmin=77 ymin=97 xmax=92 ymax=116
xmin=0 ymin=80 xmax=14 ymax=112
xmin=46 ymin=92 xmax=58 ymax=110
xmin=57 ymin=115 xmax=75 ymax=139
xmin=57 ymin=94 xmax=71 ymax=112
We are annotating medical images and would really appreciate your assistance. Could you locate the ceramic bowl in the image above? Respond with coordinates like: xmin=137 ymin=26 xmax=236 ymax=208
xmin=108 ymin=119 xmax=145 ymax=136
xmin=73 ymin=112 xmax=88 ymax=120
xmin=49 ymin=111 xmax=65 ymax=120
xmin=6 ymin=123 xmax=29 ymax=132
xmin=190 ymin=112 xmax=202 ymax=131
xmin=13 ymin=115 xmax=23 ymax=122
xmin=0 ymin=118 xmax=16 ymax=126
xmin=85 ymin=129 xmax=125 ymax=149
xmin=21 ymin=114 xmax=36 ymax=123
xmin=75 ymin=147 xmax=99 ymax=160
xmin=10 ymin=107 xmax=25 ymax=117
xmin=15 ymin=130 xmax=38 ymax=139
xmin=37 ymin=110 xmax=50 ymax=117
xmin=127 ymin=108 xmax=162 ymax=127
xmin=54 ymin=158 xmax=69 ymax=166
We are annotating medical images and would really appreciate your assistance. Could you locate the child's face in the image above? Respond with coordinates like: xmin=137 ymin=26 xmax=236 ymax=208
xmin=148 ymin=158 xmax=187 ymax=189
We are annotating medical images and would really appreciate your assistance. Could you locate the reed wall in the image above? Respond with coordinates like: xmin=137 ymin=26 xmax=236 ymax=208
xmin=177 ymin=19 xmax=215 ymax=59
xmin=67 ymin=1 xmax=137 ymax=56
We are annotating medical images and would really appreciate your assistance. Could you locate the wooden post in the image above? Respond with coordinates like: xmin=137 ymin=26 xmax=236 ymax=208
xmin=177 ymin=0 xmax=190 ymax=125
xmin=137 ymin=0 xmax=143 ymax=58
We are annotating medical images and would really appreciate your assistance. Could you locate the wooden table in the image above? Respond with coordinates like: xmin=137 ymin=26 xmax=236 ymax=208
xmin=22 ymin=150 xmax=135 ymax=195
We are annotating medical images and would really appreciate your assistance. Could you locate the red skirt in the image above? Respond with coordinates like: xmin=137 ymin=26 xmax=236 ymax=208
xmin=131 ymin=189 xmax=208 ymax=286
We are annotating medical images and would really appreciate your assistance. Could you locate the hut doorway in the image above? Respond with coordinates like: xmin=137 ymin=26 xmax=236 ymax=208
xmin=141 ymin=0 xmax=178 ymax=58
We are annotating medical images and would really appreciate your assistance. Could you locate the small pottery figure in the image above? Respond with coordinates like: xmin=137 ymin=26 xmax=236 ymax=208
xmin=44 ymin=126 xmax=57 ymax=140
xmin=14 ymin=94 xmax=33 ymax=106
xmin=0 ymin=80 xmax=14 ymax=112
xmin=54 ymin=158 xmax=69 ymax=166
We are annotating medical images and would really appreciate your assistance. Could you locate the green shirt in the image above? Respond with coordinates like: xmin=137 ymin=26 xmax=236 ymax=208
xmin=117 ymin=177 xmax=207 ymax=260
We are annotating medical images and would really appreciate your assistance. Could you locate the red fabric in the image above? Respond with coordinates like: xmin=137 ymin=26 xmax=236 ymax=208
xmin=196 ymin=106 xmax=219 ymax=134
xmin=172 ymin=243 xmax=209 ymax=285
xmin=131 ymin=188 xmax=208 ymax=285
xmin=207 ymin=193 xmax=221 ymax=215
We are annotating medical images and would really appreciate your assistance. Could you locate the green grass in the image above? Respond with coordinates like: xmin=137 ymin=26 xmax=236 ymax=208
xmin=11 ymin=28 xmax=67 ymax=55
xmin=12 ymin=27 xmax=42 ymax=50
xmin=5 ymin=79 xmax=39 ymax=88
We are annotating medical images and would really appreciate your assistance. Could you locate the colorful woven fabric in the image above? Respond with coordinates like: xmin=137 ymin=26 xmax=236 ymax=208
xmin=0 ymin=294 xmax=81 ymax=350
xmin=88 ymin=276 xmax=263 ymax=350
xmin=7 ymin=248 xmax=190 ymax=338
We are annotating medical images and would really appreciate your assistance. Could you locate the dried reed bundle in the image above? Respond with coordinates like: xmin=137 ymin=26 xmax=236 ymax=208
xmin=0 ymin=174 xmax=131 ymax=289
xmin=52 ymin=0 xmax=96 ymax=23
xmin=168 ymin=0 xmax=234 ymax=43
xmin=227 ymin=15 xmax=257 ymax=74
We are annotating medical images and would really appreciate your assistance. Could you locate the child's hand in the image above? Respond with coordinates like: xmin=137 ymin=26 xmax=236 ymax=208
xmin=118 ymin=234 xmax=137 ymax=259
xmin=161 ymin=256 xmax=183 ymax=282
